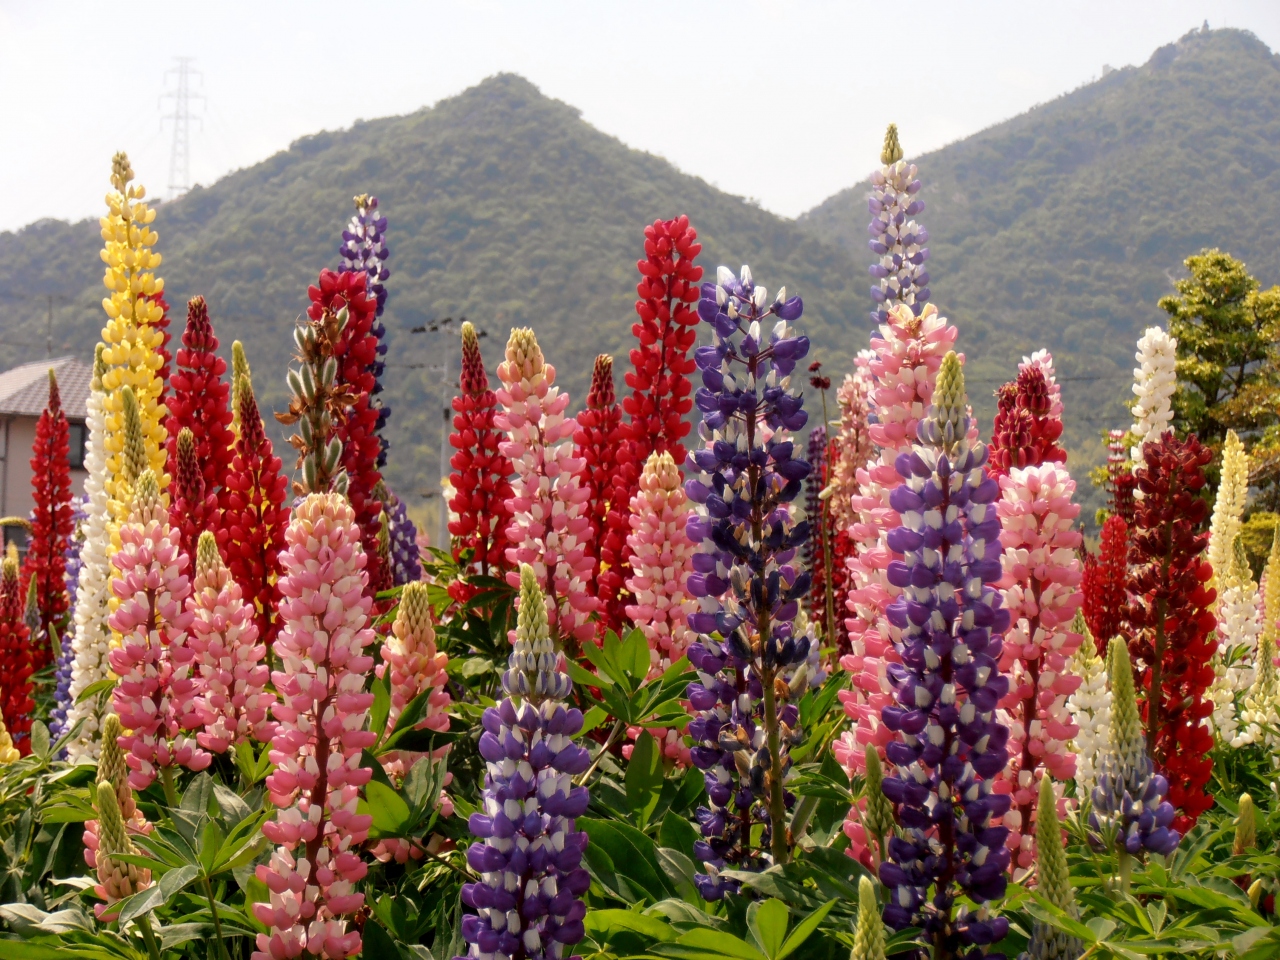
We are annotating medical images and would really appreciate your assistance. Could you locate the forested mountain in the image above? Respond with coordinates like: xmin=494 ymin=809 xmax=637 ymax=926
xmin=0 ymin=73 xmax=863 ymax=524
xmin=2 ymin=26 xmax=1278 ymax=525
xmin=800 ymin=26 xmax=1280 ymax=511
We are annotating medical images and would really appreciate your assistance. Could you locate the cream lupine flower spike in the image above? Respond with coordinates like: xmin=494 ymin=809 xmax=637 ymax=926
xmin=1130 ymin=325 xmax=1177 ymax=461
xmin=1208 ymin=430 xmax=1249 ymax=602
xmin=65 ymin=346 xmax=116 ymax=762
xmin=99 ymin=152 xmax=168 ymax=521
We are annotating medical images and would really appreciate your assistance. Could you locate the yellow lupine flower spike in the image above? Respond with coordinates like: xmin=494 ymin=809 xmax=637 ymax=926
xmin=98 ymin=151 xmax=168 ymax=521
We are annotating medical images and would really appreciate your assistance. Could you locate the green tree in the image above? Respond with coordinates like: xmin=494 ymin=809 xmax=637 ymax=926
xmin=1159 ymin=248 xmax=1280 ymax=447
xmin=1159 ymin=249 xmax=1280 ymax=503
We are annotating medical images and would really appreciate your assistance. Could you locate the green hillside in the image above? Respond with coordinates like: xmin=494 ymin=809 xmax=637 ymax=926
xmin=800 ymin=26 xmax=1280 ymax=517
xmin=0 ymin=74 xmax=864 ymax=529
xmin=3 ymin=26 xmax=1279 ymax=528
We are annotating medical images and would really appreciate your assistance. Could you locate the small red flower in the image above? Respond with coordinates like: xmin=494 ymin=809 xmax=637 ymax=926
xmin=0 ymin=554 xmax=33 ymax=752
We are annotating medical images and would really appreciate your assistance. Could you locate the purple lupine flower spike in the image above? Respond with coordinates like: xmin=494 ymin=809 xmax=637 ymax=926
xmin=50 ymin=494 xmax=88 ymax=745
xmin=804 ymin=425 xmax=826 ymax=578
xmin=386 ymin=487 xmax=422 ymax=585
xmin=878 ymin=352 xmax=1013 ymax=958
xmin=457 ymin=564 xmax=590 ymax=960
xmin=684 ymin=264 xmax=813 ymax=900
xmin=1089 ymin=637 xmax=1181 ymax=858
xmin=867 ymin=124 xmax=930 ymax=325
xmin=339 ymin=193 xmax=392 ymax=466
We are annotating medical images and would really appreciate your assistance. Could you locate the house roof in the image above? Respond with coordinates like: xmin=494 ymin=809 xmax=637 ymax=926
xmin=0 ymin=356 xmax=92 ymax=419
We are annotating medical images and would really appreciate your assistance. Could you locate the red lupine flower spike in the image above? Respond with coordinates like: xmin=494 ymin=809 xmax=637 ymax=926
xmin=1082 ymin=514 xmax=1128 ymax=653
xmin=448 ymin=322 xmax=514 ymax=604
xmin=0 ymin=546 xmax=34 ymax=753
xmin=216 ymin=374 xmax=289 ymax=653
xmin=596 ymin=217 xmax=703 ymax=632
xmin=20 ymin=370 xmax=73 ymax=664
xmin=574 ymin=354 xmax=624 ymax=619
xmin=1125 ymin=432 xmax=1217 ymax=832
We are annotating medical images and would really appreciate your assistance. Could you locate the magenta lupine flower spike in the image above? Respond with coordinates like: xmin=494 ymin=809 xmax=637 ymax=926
xmin=186 ymin=531 xmax=276 ymax=753
xmin=495 ymin=328 xmax=598 ymax=650
xmin=253 ymin=493 xmax=376 ymax=960
xmin=841 ymin=302 xmax=958 ymax=777
xmin=994 ymin=460 xmax=1084 ymax=877
xmin=879 ymin=352 xmax=1013 ymax=955
xmin=108 ymin=468 xmax=208 ymax=790
xmin=624 ymin=450 xmax=697 ymax=764
xmin=459 ymin=563 xmax=591 ymax=960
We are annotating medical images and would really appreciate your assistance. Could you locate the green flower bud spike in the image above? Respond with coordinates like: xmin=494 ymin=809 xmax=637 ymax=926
xmin=1023 ymin=776 xmax=1083 ymax=960
xmin=850 ymin=874 xmax=886 ymax=960
xmin=196 ymin=531 xmax=222 ymax=579
xmin=1233 ymin=794 xmax=1257 ymax=857
xmin=880 ymin=123 xmax=903 ymax=166
xmin=920 ymin=352 xmax=967 ymax=457
xmin=862 ymin=744 xmax=895 ymax=865
xmin=1107 ymin=636 xmax=1144 ymax=780
xmin=120 ymin=385 xmax=148 ymax=487
xmin=98 ymin=714 xmax=128 ymax=794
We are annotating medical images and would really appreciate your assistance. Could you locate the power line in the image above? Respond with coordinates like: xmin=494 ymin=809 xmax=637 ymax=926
xmin=159 ymin=57 xmax=205 ymax=197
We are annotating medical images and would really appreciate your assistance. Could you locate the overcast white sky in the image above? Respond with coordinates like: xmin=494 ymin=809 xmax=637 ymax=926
xmin=2 ymin=0 xmax=1277 ymax=234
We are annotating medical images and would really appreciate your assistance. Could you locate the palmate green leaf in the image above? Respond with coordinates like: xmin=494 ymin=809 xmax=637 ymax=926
xmin=579 ymin=705 xmax=608 ymax=736
xmin=157 ymin=923 xmax=215 ymax=951
xmin=567 ymin=658 xmax=608 ymax=689
xmin=746 ymin=899 xmax=789 ymax=959
xmin=778 ymin=899 xmax=836 ymax=959
xmin=370 ymin=668 xmax=392 ymax=746
xmin=579 ymin=818 xmax=675 ymax=902
xmin=620 ymin=628 xmax=651 ymax=683
xmin=584 ymin=908 xmax=679 ymax=943
xmin=0 ymin=940 xmax=140 ymax=960
xmin=73 ymin=678 xmax=114 ymax=706
xmin=624 ymin=732 xmax=663 ymax=826
xmin=365 ymin=780 xmax=413 ymax=836
xmin=653 ymin=927 xmax=767 ymax=960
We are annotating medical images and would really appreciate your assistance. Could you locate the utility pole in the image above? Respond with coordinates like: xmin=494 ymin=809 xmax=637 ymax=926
xmin=160 ymin=57 xmax=204 ymax=197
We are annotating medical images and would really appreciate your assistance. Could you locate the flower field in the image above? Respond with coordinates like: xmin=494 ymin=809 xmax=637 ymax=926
xmin=0 ymin=125 xmax=1278 ymax=960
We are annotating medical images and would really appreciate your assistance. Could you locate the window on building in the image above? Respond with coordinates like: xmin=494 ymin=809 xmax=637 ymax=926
xmin=2 ymin=525 xmax=27 ymax=559
xmin=68 ymin=420 xmax=87 ymax=470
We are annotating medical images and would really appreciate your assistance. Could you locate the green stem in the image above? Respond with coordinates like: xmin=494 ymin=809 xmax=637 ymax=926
xmin=159 ymin=765 xmax=179 ymax=808
xmin=575 ymin=720 xmax=624 ymax=786
xmin=1118 ymin=850 xmax=1134 ymax=896
xmin=201 ymin=876 xmax=231 ymax=960
xmin=137 ymin=914 xmax=163 ymax=960
xmin=762 ymin=663 xmax=789 ymax=865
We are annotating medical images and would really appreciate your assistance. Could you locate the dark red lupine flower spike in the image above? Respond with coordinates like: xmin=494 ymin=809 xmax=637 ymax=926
xmin=165 ymin=297 xmax=234 ymax=534
xmin=1082 ymin=514 xmax=1128 ymax=653
xmin=574 ymin=354 xmax=624 ymax=624
xmin=448 ymin=321 xmax=513 ymax=604
xmin=988 ymin=355 xmax=1066 ymax=478
xmin=217 ymin=373 xmax=289 ymax=652
xmin=20 ymin=371 xmax=73 ymax=667
xmin=171 ymin=428 xmax=218 ymax=566
xmin=306 ymin=268 xmax=385 ymax=593
xmin=1125 ymin=432 xmax=1217 ymax=832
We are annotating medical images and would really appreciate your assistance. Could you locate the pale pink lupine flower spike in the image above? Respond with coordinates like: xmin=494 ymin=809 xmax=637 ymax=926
xmin=252 ymin=493 xmax=376 ymax=960
xmin=108 ymin=468 xmax=209 ymax=790
xmin=494 ymin=327 xmax=598 ymax=648
xmin=186 ymin=530 xmax=277 ymax=753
